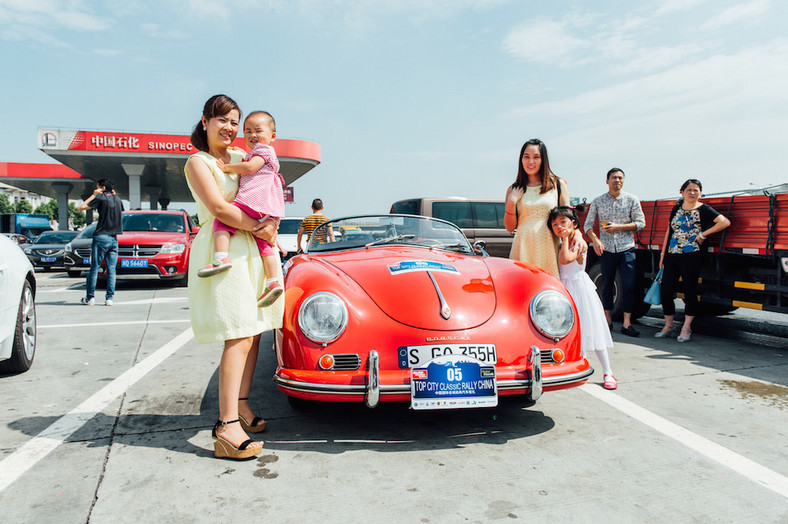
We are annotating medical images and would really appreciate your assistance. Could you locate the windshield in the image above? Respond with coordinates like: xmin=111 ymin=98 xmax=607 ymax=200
xmin=122 ymin=213 xmax=185 ymax=233
xmin=279 ymin=218 xmax=302 ymax=235
xmin=76 ymin=223 xmax=96 ymax=239
xmin=307 ymin=215 xmax=474 ymax=254
xmin=34 ymin=231 xmax=78 ymax=244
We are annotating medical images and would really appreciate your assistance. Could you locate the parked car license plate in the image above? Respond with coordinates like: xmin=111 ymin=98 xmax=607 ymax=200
xmin=83 ymin=258 xmax=91 ymax=265
xmin=398 ymin=343 xmax=497 ymax=368
xmin=121 ymin=258 xmax=148 ymax=268
xmin=411 ymin=354 xmax=497 ymax=410
xmin=40 ymin=257 xmax=56 ymax=262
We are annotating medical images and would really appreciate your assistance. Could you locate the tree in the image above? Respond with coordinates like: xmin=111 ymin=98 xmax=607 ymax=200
xmin=69 ymin=203 xmax=86 ymax=228
xmin=34 ymin=200 xmax=58 ymax=221
xmin=0 ymin=193 xmax=12 ymax=213
xmin=14 ymin=199 xmax=33 ymax=213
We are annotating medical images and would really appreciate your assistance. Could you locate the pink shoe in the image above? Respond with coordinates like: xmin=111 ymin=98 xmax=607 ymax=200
xmin=603 ymin=374 xmax=618 ymax=390
xmin=197 ymin=257 xmax=232 ymax=278
xmin=258 ymin=281 xmax=283 ymax=307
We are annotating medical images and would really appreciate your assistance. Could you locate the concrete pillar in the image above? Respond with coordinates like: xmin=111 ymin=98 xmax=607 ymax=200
xmin=145 ymin=186 xmax=161 ymax=210
xmin=51 ymin=182 xmax=73 ymax=230
xmin=122 ymin=163 xmax=145 ymax=210
xmin=81 ymin=191 xmax=94 ymax=225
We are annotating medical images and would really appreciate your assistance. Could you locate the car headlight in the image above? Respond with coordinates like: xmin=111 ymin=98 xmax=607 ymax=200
xmin=161 ymin=243 xmax=185 ymax=254
xmin=65 ymin=244 xmax=73 ymax=253
xmin=529 ymin=290 xmax=574 ymax=339
xmin=23 ymin=247 xmax=32 ymax=254
xmin=298 ymin=292 xmax=348 ymax=343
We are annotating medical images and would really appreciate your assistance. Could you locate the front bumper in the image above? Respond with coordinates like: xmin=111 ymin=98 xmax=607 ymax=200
xmin=274 ymin=346 xmax=593 ymax=407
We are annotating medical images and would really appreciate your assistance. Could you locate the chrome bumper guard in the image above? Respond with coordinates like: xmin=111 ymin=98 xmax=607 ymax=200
xmin=273 ymin=347 xmax=593 ymax=404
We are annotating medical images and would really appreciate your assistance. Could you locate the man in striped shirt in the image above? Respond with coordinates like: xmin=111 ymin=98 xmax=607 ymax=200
xmin=297 ymin=198 xmax=335 ymax=252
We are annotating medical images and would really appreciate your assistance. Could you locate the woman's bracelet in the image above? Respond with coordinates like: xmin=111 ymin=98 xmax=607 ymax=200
xmin=698 ymin=232 xmax=706 ymax=240
xmin=505 ymin=209 xmax=516 ymax=215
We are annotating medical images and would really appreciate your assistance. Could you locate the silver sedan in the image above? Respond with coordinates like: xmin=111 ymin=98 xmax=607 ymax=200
xmin=0 ymin=234 xmax=37 ymax=373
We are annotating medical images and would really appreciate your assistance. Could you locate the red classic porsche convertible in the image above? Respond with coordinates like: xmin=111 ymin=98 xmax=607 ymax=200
xmin=274 ymin=215 xmax=592 ymax=410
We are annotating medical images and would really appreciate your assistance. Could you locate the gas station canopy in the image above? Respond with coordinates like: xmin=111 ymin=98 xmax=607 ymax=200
xmin=32 ymin=128 xmax=320 ymax=209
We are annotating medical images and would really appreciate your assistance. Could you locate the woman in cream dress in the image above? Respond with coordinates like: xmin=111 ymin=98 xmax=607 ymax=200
xmin=184 ymin=94 xmax=283 ymax=459
xmin=504 ymin=139 xmax=574 ymax=278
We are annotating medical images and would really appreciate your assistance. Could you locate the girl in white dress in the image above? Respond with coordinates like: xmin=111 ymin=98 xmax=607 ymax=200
xmin=549 ymin=206 xmax=617 ymax=390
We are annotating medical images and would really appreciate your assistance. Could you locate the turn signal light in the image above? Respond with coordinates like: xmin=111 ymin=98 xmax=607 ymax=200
xmin=318 ymin=355 xmax=335 ymax=370
xmin=551 ymin=349 xmax=565 ymax=363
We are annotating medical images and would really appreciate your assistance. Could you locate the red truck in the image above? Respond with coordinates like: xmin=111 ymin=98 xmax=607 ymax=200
xmin=576 ymin=190 xmax=788 ymax=319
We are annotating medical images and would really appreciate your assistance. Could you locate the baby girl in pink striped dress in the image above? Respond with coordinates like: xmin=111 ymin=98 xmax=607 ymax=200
xmin=197 ymin=110 xmax=285 ymax=308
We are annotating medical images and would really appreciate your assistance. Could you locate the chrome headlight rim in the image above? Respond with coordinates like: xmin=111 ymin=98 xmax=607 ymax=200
xmin=298 ymin=291 xmax=348 ymax=344
xmin=529 ymin=289 xmax=575 ymax=339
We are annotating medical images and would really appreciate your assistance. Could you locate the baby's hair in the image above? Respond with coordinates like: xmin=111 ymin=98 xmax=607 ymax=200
xmin=548 ymin=206 xmax=580 ymax=233
xmin=245 ymin=110 xmax=276 ymax=132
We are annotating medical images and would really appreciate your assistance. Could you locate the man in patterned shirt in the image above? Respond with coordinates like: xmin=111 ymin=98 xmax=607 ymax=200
xmin=583 ymin=168 xmax=646 ymax=337
xmin=297 ymin=198 xmax=335 ymax=252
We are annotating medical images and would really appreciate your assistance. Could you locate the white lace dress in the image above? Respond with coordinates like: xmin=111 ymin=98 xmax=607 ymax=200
xmin=558 ymin=244 xmax=613 ymax=357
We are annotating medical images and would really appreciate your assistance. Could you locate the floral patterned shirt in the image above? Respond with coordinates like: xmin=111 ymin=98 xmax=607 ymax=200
xmin=583 ymin=191 xmax=646 ymax=253
xmin=668 ymin=203 xmax=720 ymax=254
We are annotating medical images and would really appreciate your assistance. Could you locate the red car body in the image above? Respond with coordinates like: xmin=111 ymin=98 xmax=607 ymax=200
xmin=64 ymin=210 xmax=198 ymax=283
xmin=274 ymin=215 xmax=593 ymax=409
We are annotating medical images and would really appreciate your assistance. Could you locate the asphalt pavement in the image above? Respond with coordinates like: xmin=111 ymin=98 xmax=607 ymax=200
xmin=0 ymin=271 xmax=786 ymax=523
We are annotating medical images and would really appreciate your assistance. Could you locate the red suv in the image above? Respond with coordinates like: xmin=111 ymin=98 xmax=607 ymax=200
xmin=64 ymin=210 xmax=198 ymax=285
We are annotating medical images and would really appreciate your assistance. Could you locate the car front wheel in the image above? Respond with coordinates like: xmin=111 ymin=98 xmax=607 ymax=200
xmin=0 ymin=280 xmax=36 ymax=374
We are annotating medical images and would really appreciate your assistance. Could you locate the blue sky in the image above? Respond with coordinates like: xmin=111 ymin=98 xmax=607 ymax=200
xmin=1 ymin=0 xmax=786 ymax=217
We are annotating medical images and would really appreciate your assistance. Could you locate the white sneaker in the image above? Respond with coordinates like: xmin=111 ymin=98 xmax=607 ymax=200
xmin=81 ymin=297 xmax=95 ymax=306
xmin=105 ymin=299 xmax=113 ymax=306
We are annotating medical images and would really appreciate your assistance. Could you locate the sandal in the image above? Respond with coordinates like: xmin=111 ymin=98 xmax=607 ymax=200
xmin=197 ymin=257 xmax=232 ymax=278
xmin=238 ymin=397 xmax=267 ymax=433
xmin=603 ymin=374 xmax=618 ymax=390
xmin=677 ymin=328 xmax=692 ymax=343
xmin=212 ymin=420 xmax=261 ymax=460
xmin=654 ymin=325 xmax=679 ymax=338
xmin=258 ymin=281 xmax=283 ymax=307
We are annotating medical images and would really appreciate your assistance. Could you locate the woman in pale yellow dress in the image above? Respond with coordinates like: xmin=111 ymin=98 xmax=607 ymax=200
xmin=184 ymin=94 xmax=284 ymax=460
xmin=504 ymin=139 xmax=576 ymax=278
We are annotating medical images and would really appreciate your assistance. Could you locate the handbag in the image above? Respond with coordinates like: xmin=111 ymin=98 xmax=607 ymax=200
xmin=643 ymin=268 xmax=663 ymax=306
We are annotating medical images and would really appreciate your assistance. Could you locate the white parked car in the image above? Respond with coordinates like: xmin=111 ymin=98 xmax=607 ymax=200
xmin=278 ymin=217 xmax=304 ymax=262
xmin=0 ymin=234 xmax=37 ymax=373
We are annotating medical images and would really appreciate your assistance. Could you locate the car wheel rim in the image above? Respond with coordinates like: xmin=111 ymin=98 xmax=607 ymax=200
xmin=22 ymin=286 xmax=36 ymax=360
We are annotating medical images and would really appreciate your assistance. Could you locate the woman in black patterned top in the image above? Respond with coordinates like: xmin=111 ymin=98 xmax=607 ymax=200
xmin=656 ymin=179 xmax=730 ymax=342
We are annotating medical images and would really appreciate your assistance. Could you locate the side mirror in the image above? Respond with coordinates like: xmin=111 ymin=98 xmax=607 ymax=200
xmin=473 ymin=240 xmax=488 ymax=256
xmin=191 ymin=226 xmax=200 ymax=235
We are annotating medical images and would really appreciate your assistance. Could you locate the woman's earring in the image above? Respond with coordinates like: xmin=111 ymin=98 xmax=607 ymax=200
xmin=203 ymin=126 xmax=206 ymax=131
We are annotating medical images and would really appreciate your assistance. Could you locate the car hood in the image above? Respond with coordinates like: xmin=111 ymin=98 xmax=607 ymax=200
xmin=118 ymin=231 xmax=186 ymax=244
xmin=322 ymin=247 xmax=495 ymax=330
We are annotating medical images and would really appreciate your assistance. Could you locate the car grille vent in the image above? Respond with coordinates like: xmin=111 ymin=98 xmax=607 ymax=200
xmin=75 ymin=248 xmax=92 ymax=258
xmin=332 ymin=354 xmax=361 ymax=370
xmin=540 ymin=352 xmax=556 ymax=364
xmin=118 ymin=245 xmax=161 ymax=258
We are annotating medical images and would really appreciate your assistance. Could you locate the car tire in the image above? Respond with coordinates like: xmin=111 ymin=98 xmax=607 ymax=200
xmin=0 ymin=280 xmax=36 ymax=374
xmin=67 ymin=269 xmax=82 ymax=278
xmin=176 ymin=273 xmax=188 ymax=287
xmin=587 ymin=263 xmax=623 ymax=320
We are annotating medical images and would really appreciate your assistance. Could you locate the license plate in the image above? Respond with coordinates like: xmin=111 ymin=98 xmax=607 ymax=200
xmin=411 ymin=354 xmax=497 ymax=410
xmin=83 ymin=258 xmax=91 ymax=265
xmin=40 ymin=257 xmax=56 ymax=262
xmin=121 ymin=258 xmax=148 ymax=268
xmin=398 ymin=343 xmax=497 ymax=368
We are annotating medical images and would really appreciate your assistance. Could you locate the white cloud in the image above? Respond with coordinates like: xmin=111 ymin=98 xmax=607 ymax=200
xmin=0 ymin=0 xmax=111 ymax=31
xmin=502 ymin=19 xmax=589 ymax=66
xmin=655 ymin=0 xmax=709 ymax=16
xmin=511 ymin=39 xmax=788 ymax=199
xmin=701 ymin=0 xmax=770 ymax=30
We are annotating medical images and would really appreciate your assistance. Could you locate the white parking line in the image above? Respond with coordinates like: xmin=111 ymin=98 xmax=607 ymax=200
xmin=580 ymin=384 xmax=788 ymax=499
xmin=0 ymin=328 xmax=194 ymax=494
xmin=40 ymin=320 xmax=191 ymax=329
